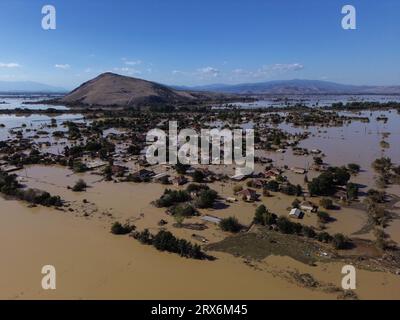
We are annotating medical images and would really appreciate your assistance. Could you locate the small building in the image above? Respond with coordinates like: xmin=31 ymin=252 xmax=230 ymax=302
xmin=0 ymin=165 xmax=22 ymax=173
xmin=230 ymin=174 xmax=247 ymax=181
xmin=259 ymin=157 xmax=273 ymax=164
xmin=300 ymin=201 xmax=318 ymax=213
xmin=111 ymin=165 xmax=128 ymax=176
xmin=335 ymin=190 xmax=348 ymax=201
xmin=310 ymin=149 xmax=322 ymax=154
xmin=291 ymin=167 xmax=306 ymax=174
xmin=249 ymin=178 xmax=265 ymax=189
xmin=173 ymin=175 xmax=188 ymax=186
xmin=310 ymin=164 xmax=328 ymax=172
xmin=152 ymin=172 xmax=170 ymax=182
xmin=289 ymin=208 xmax=304 ymax=219
xmin=85 ymin=160 xmax=107 ymax=170
xmin=132 ymin=168 xmax=155 ymax=180
xmin=265 ymin=169 xmax=280 ymax=180
xmin=236 ymin=188 xmax=259 ymax=202
xmin=201 ymin=215 xmax=222 ymax=224
xmin=226 ymin=197 xmax=237 ymax=203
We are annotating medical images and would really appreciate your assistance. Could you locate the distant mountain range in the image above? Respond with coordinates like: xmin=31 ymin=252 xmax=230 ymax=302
xmin=0 ymin=81 xmax=66 ymax=93
xmin=174 ymin=79 xmax=400 ymax=95
xmin=3 ymin=76 xmax=400 ymax=107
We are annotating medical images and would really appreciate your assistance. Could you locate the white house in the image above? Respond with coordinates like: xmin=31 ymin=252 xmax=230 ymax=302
xmin=300 ymin=201 xmax=317 ymax=212
xmin=289 ymin=208 xmax=303 ymax=219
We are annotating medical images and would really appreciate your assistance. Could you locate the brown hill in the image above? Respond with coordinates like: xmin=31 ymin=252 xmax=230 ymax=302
xmin=61 ymin=73 xmax=204 ymax=107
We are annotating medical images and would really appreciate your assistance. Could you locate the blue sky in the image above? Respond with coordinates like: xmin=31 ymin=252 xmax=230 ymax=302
xmin=0 ymin=0 xmax=399 ymax=89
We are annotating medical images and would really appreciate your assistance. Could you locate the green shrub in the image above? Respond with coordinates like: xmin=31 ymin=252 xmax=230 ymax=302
xmin=253 ymin=204 xmax=277 ymax=226
xmin=111 ymin=222 xmax=135 ymax=235
xmin=219 ymin=217 xmax=242 ymax=233
xmin=320 ymin=198 xmax=333 ymax=209
xmin=332 ymin=233 xmax=348 ymax=249
xmin=317 ymin=232 xmax=332 ymax=243
xmin=194 ymin=189 xmax=218 ymax=209
xmin=72 ymin=179 xmax=87 ymax=192
xmin=317 ymin=211 xmax=331 ymax=224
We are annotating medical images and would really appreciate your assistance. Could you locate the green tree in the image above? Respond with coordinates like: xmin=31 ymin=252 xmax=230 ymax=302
xmin=332 ymin=233 xmax=348 ymax=249
xmin=253 ymin=204 xmax=277 ymax=226
xmin=320 ymin=197 xmax=333 ymax=209
xmin=317 ymin=211 xmax=331 ymax=224
xmin=111 ymin=222 xmax=135 ymax=235
xmin=347 ymin=163 xmax=361 ymax=174
xmin=219 ymin=217 xmax=242 ymax=233
xmin=72 ymin=179 xmax=87 ymax=192
xmin=347 ymin=183 xmax=359 ymax=200
xmin=193 ymin=170 xmax=205 ymax=183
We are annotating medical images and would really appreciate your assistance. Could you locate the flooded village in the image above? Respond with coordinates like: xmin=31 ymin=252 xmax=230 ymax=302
xmin=1 ymin=87 xmax=400 ymax=299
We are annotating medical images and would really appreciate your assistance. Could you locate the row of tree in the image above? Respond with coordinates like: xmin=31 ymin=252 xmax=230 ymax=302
xmin=132 ymin=229 xmax=208 ymax=260
xmin=0 ymin=170 xmax=62 ymax=207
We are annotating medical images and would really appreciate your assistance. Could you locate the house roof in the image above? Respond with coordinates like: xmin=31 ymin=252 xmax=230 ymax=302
xmin=237 ymin=188 xmax=258 ymax=197
xmin=300 ymin=201 xmax=315 ymax=207
xmin=289 ymin=208 xmax=302 ymax=217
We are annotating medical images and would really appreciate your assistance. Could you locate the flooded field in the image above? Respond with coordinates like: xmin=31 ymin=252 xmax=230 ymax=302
xmin=1 ymin=195 xmax=400 ymax=300
xmin=0 ymin=95 xmax=67 ymax=110
xmin=1 ymin=96 xmax=400 ymax=299
xmin=233 ymin=94 xmax=400 ymax=108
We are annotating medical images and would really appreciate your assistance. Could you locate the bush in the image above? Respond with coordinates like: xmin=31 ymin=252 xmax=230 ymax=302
xmin=280 ymin=183 xmax=301 ymax=196
xmin=265 ymin=180 xmax=279 ymax=192
xmin=159 ymin=175 xmax=171 ymax=185
xmin=219 ymin=217 xmax=242 ymax=233
xmin=332 ymin=233 xmax=348 ymax=249
xmin=331 ymin=167 xmax=351 ymax=185
xmin=169 ymin=203 xmax=197 ymax=217
xmin=317 ymin=211 xmax=331 ymax=224
xmin=193 ymin=170 xmax=205 ymax=183
xmin=132 ymin=229 xmax=153 ymax=244
xmin=292 ymin=199 xmax=301 ymax=208
xmin=253 ymin=204 xmax=277 ymax=226
xmin=309 ymin=167 xmax=350 ymax=196
xmin=308 ymin=172 xmax=335 ymax=196
xmin=194 ymin=189 xmax=218 ymax=209
xmin=276 ymin=216 xmax=302 ymax=234
xmin=72 ymin=179 xmax=87 ymax=192
xmin=317 ymin=232 xmax=332 ymax=243
xmin=314 ymin=157 xmax=323 ymax=165
xmin=186 ymin=183 xmax=209 ymax=193
xmin=302 ymin=226 xmax=316 ymax=238
xmin=134 ymin=230 xmax=206 ymax=259
xmin=174 ymin=163 xmax=189 ymax=175
xmin=320 ymin=198 xmax=333 ymax=209
xmin=72 ymin=161 xmax=88 ymax=173
xmin=347 ymin=183 xmax=359 ymax=200
xmin=155 ymin=189 xmax=191 ymax=207
xmin=347 ymin=163 xmax=361 ymax=174
xmin=111 ymin=222 xmax=135 ymax=235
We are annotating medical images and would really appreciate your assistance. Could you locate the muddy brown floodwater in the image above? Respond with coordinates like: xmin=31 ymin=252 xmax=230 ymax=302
xmin=1 ymin=196 xmax=400 ymax=300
